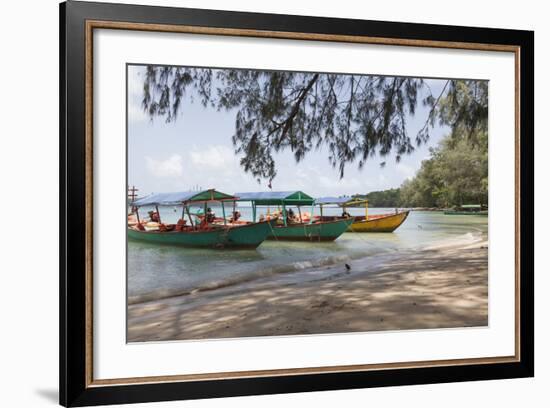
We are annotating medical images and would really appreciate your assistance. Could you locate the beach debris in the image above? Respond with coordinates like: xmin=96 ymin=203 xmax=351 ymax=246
xmin=312 ymin=300 xmax=330 ymax=308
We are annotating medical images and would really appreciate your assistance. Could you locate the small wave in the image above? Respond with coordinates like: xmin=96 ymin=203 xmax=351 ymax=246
xmin=128 ymin=253 xmax=361 ymax=305
xmin=422 ymin=231 xmax=485 ymax=251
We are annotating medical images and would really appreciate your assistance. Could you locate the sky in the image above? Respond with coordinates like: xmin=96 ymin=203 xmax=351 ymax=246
xmin=127 ymin=65 xmax=450 ymax=198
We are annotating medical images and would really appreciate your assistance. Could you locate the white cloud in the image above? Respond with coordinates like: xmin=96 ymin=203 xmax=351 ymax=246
xmin=139 ymin=146 xmax=265 ymax=194
xmin=395 ymin=163 xmax=417 ymax=180
xmin=138 ymin=143 xmax=418 ymax=196
xmin=146 ymin=154 xmax=184 ymax=178
xmin=190 ymin=145 xmax=237 ymax=170
xmin=270 ymin=164 xmax=365 ymax=197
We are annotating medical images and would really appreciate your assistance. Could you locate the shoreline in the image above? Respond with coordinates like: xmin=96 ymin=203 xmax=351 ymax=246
xmin=128 ymin=237 xmax=488 ymax=342
xmin=128 ymin=230 xmax=486 ymax=305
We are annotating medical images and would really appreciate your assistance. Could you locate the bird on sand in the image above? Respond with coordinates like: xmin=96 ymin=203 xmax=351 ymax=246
xmin=345 ymin=263 xmax=351 ymax=271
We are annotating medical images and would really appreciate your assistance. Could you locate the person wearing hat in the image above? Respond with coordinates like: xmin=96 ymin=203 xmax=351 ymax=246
xmin=206 ymin=207 xmax=216 ymax=223
xmin=148 ymin=210 xmax=160 ymax=222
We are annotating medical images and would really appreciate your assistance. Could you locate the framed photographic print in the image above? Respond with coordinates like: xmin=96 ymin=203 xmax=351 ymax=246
xmin=59 ymin=0 xmax=534 ymax=406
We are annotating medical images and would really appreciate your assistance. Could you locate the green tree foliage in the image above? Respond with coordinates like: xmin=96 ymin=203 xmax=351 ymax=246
xmin=354 ymin=189 xmax=401 ymax=207
xmin=398 ymin=130 xmax=488 ymax=208
xmin=141 ymin=66 xmax=487 ymax=182
xmin=436 ymin=81 xmax=488 ymax=140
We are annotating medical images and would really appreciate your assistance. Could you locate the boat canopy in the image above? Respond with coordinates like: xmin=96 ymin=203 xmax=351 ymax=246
xmin=315 ymin=196 xmax=368 ymax=207
xmin=234 ymin=191 xmax=314 ymax=206
xmin=133 ymin=189 xmax=236 ymax=206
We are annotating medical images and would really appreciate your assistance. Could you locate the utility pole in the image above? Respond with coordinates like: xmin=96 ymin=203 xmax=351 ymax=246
xmin=128 ymin=186 xmax=139 ymax=206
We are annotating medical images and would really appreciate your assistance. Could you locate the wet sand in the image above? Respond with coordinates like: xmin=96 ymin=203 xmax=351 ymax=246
xmin=127 ymin=241 xmax=488 ymax=342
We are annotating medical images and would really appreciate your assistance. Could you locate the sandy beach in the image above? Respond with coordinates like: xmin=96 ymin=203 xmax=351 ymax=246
xmin=127 ymin=239 xmax=488 ymax=342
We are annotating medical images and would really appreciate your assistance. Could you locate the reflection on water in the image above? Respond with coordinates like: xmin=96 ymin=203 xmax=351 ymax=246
xmin=127 ymin=209 xmax=488 ymax=298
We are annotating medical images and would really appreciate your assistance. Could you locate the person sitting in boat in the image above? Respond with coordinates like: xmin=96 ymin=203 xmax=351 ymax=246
xmin=148 ymin=210 xmax=160 ymax=222
xmin=206 ymin=207 xmax=216 ymax=223
xmin=230 ymin=210 xmax=241 ymax=223
xmin=341 ymin=209 xmax=351 ymax=218
xmin=286 ymin=208 xmax=296 ymax=224
xmin=159 ymin=223 xmax=175 ymax=232
xmin=127 ymin=213 xmax=138 ymax=226
xmin=175 ymin=218 xmax=187 ymax=231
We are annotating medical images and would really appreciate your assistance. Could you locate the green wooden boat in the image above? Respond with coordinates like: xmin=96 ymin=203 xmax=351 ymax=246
xmin=235 ymin=190 xmax=352 ymax=242
xmin=268 ymin=218 xmax=354 ymax=241
xmin=128 ymin=219 xmax=275 ymax=249
xmin=128 ymin=189 xmax=274 ymax=249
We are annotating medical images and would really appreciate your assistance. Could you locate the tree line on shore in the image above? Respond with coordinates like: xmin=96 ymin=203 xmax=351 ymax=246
xmin=356 ymin=129 xmax=488 ymax=209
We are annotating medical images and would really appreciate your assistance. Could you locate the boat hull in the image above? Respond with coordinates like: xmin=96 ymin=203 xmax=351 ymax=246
xmin=127 ymin=219 xmax=274 ymax=249
xmin=267 ymin=218 xmax=353 ymax=241
xmin=348 ymin=211 xmax=410 ymax=232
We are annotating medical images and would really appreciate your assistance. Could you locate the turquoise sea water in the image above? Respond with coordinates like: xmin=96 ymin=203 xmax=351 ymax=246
xmin=127 ymin=207 xmax=488 ymax=301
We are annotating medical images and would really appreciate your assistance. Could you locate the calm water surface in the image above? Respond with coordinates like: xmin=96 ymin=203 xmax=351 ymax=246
xmin=127 ymin=207 xmax=488 ymax=299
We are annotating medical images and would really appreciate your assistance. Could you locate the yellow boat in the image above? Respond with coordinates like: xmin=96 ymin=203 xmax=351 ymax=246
xmin=315 ymin=197 xmax=409 ymax=233
xmin=347 ymin=211 xmax=409 ymax=232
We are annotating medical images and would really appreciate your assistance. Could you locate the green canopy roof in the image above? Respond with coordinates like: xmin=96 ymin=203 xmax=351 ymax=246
xmin=133 ymin=189 xmax=236 ymax=206
xmin=315 ymin=196 xmax=368 ymax=207
xmin=235 ymin=191 xmax=314 ymax=206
